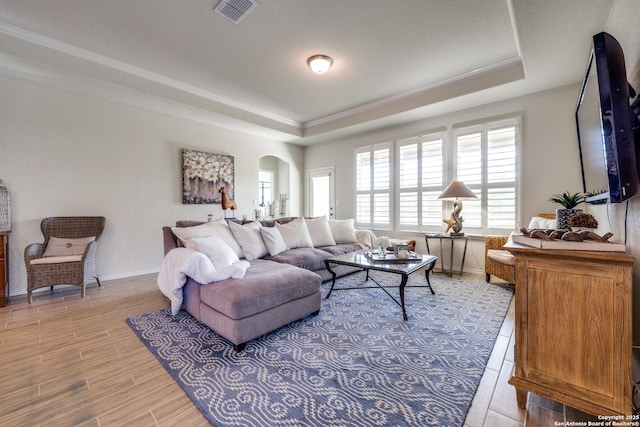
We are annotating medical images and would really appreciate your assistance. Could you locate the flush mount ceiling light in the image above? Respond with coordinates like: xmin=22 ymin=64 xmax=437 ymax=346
xmin=307 ymin=55 xmax=333 ymax=74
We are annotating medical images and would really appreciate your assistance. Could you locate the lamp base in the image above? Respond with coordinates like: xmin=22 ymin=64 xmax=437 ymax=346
xmin=449 ymin=232 xmax=464 ymax=236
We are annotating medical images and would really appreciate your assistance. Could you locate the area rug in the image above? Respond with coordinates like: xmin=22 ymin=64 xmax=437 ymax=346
xmin=127 ymin=271 xmax=513 ymax=427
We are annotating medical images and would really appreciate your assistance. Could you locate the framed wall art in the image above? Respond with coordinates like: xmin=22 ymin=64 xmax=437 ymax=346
xmin=182 ymin=149 xmax=235 ymax=205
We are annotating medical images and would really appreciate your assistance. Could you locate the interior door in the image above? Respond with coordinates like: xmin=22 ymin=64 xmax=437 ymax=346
xmin=308 ymin=167 xmax=335 ymax=218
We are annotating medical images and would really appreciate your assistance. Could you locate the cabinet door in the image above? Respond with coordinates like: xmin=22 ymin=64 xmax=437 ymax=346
xmin=521 ymin=257 xmax=631 ymax=412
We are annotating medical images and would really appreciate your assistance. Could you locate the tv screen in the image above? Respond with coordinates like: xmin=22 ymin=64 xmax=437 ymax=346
xmin=576 ymin=32 xmax=638 ymax=203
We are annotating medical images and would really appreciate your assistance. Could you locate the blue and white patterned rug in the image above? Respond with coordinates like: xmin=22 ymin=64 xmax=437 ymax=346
xmin=127 ymin=271 xmax=513 ymax=427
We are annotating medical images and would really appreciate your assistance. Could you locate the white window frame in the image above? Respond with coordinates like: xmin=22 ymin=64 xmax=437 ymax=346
xmin=452 ymin=116 xmax=521 ymax=235
xmin=395 ymin=132 xmax=446 ymax=232
xmin=354 ymin=142 xmax=393 ymax=230
xmin=354 ymin=115 xmax=521 ymax=236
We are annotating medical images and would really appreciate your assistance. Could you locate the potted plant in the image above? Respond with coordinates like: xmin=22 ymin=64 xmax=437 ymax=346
xmin=548 ymin=191 xmax=585 ymax=229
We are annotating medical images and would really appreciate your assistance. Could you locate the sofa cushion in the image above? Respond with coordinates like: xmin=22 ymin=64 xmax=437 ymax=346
xmin=199 ymin=259 xmax=321 ymax=320
xmin=329 ymin=218 xmax=357 ymax=243
xmin=185 ymin=235 xmax=239 ymax=269
xmin=275 ymin=218 xmax=313 ymax=249
xmin=487 ymin=249 xmax=516 ymax=266
xmin=172 ymin=219 xmax=243 ymax=257
xmin=305 ymin=216 xmax=336 ymax=247
xmin=228 ymin=221 xmax=268 ymax=260
xmin=317 ymin=242 xmax=362 ymax=256
xmin=263 ymin=247 xmax=332 ymax=271
xmin=260 ymin=226 xmax=288 ymax=256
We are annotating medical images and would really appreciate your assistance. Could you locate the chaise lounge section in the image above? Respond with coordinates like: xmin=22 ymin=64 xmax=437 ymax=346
xmin=161 ymin=216 xmax=363 ymax=351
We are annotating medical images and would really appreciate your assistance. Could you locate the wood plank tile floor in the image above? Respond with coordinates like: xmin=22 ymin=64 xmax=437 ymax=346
xmin=0 ymin=272 xmax=600 ymax=426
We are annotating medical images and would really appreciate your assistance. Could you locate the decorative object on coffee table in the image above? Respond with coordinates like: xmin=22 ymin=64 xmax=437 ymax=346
xmin=548 ymin=191 xmax=585 ymax=229
xmin=438 ymin=180 xmax=478 ymax=235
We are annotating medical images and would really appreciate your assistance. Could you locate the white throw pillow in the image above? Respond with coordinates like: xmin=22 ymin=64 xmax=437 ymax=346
xmin=172 ymin=219 xmax=243 ymax=257
xmin=185 ymin=235 xmax=240 ymax=270
xmin=43 ymin=236 xmax=95 ymax=257
xmin=305 ymin=216 xmax=336 ymax=247
xmin=275 ymin=218 xmax=313 ymax=249
xmin=527 ymin=216 xmax=557 ymax=230
xmin=329 ymin=218 xmax=357 ymax=243
xmin=260 ymin=226 xmax=289 ymax=256
xmin=228 ymin=221 xmax=268 ymax=260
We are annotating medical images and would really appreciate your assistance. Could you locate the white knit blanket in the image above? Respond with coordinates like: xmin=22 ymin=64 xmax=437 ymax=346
xmin=157 ymin=248 xmax=250 ymax=315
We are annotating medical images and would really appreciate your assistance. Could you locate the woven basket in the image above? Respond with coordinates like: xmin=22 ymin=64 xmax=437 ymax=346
xmin=0 ymin=180 xmax=10 ymax=232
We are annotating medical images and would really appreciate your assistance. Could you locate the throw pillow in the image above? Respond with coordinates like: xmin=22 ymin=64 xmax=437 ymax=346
xmin=228 ymin=221 xmax=268 ymax=260
xmin=329 ymin=218 xmax=357 ymax=243
xmin=43 ymin=236 xmax=95 ymax=257
xmin=172 ymin=218 xmax=243 ymax=257
xmin=185 ymin=235 xmax=240 ymax=270
xmin=275 ymin=217 xmax=313 ymax=249
xmin=305 ymin=216 xmax=336 ymax=247
xmin=260 ymin=226 xmax=289 ymax=256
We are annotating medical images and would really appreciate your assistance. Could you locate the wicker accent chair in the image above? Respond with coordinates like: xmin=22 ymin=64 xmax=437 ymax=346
xmin=485 ymin=236 xmax=516 ymax=284
xmin=24 ymin=216 xmax=105 ymax=303
xmin=485 ymin=213 xmax=556 ymax=285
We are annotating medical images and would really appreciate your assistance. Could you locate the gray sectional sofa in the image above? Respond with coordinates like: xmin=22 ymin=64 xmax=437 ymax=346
xmin=162 ymin=217 xmax=361 ymax=351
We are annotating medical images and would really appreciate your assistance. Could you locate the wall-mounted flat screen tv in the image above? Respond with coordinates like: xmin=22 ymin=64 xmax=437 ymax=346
xmin=576 ymin=31 xmax=639 ymax=203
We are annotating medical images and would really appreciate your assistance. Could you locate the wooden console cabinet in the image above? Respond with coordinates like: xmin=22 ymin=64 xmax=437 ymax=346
xmin=505 ymin=242 xmax=633 ymax=415
xmin=0 ymin=232 xmax=8 ymax=307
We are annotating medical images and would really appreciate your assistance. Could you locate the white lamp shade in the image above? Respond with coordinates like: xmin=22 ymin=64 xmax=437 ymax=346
xmin=307 ymin=55 xmax=333 ymax=74
xmin=438 ymin=181 xmax=478 ymax=200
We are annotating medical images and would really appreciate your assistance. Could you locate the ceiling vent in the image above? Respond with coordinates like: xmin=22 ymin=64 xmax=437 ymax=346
xmin=214 ymin=0 xmax=257 ymax=23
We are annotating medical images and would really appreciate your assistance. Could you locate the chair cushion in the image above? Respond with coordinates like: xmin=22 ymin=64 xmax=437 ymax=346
xmin=43 ymin=236 xmax=95 ymax=257
xmin=31 ymin=255 xmax=83 ymax=265
xmin=487 ymin=249 xmax=516 ymax=266
xmin=528 ymin=216 xmax=557 ymax=230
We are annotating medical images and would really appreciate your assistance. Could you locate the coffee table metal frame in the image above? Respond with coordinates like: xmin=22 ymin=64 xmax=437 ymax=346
xmin=324 ymin=250 xmax=438 ymax=321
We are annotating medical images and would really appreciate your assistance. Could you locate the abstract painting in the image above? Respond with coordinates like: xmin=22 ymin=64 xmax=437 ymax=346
xmin=182 ymin=149 xmax=234 ymax=204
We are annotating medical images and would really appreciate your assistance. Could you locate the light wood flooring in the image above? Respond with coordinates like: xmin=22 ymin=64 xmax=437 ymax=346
xmin=0 ymin=272 xmax=600 ymax=426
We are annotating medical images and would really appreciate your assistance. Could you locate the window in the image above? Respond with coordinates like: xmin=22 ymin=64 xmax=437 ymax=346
xmin=454 ymin=117 xmax=519 ymax=233
xmin=355 ymin=143 xmax=392 ymax=229
xmin=396 ymin=133 xmax=444 ymax=230
xmin=258 ymin=169 xmax=274 ymax=207
xmin=354 ymin=116 xmax=520 ymax=235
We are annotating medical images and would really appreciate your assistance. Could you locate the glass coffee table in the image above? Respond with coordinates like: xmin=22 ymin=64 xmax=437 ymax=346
xmin=324 ymin=250 xmax=438 ymax=321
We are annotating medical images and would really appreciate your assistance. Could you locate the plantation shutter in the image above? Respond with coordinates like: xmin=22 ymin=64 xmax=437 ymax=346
xmin=487 ymin=124 xmax=517 ymax=229
xmin=397 ymin=133 xmax=444 ymax=231
xmin=455 ymin=117 xmax=519 ymax=233
xmin=456 ymin=131 xmax=482 ymax=228
xmin=355 ymin=143 xmax=392 ymax=229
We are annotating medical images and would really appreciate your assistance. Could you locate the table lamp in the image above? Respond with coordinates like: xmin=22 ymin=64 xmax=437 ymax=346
xmin=438 ymin=181 xmax=478 ymax=236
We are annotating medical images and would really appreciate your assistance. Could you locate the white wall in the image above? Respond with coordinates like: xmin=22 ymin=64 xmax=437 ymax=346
xmin=0 ymin=73 xmax=304 ymax=296
xmin=304 ymin=83 xmax=583 ymax=274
